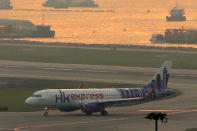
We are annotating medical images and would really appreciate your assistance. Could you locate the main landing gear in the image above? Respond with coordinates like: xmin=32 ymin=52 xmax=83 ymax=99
xmin=85 ymin=110 xmax=108 ymax=116
xmin=100 ymin=110 xmax=108 ymax=116
xmin=86 ymin=112 xmax=92 ymax=115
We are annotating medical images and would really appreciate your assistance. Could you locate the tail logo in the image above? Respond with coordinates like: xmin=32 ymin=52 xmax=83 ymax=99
xmin=156 ymin=67 xmax=170 ymax=92
xmin=117 ymin=62 xmax=171 ymax=99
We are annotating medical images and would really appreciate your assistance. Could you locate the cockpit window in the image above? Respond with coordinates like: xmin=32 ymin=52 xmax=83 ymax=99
xmin=32 ymin=94 xmax=42 ymax=97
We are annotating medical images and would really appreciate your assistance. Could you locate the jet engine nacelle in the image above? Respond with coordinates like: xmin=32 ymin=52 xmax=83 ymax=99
xmin=81 ymin=104 xmax=102 ymax=114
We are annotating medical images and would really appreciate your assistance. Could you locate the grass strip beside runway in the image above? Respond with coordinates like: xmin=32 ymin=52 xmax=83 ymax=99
xmin=0 ymin=45 xmax=196 ymax=69
xmin=0 ymin=77 xmax=142 ymax=112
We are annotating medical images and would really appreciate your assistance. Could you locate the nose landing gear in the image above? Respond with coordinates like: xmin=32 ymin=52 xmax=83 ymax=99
xmin=43 ymin=107 xmax=48 ymax=118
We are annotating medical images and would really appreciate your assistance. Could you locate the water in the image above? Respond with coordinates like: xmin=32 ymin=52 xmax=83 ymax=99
xmin=1 ymin=0 xmax=197 ymax=48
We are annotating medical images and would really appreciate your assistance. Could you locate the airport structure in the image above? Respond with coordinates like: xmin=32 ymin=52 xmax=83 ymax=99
xmin=145 ymin=112 xmax=168 ymax=131
xmin=0 ymin=19 xmax=55 ymax=38
xmin=166 ymin=6 xmax=186 ymax=21
xmin=150 ymin=28 xmax=197 ymax=44
xmin=0 ymin=0 xmax=13 ymax=10
xmin=43 ymin=0 xmax=98 ymax=9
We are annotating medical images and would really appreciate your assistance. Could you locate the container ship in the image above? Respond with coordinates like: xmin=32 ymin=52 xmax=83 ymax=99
xmin=43 ymin=0 xmax=98 ymax=9
xmin=0 ymin=0 xmax=13 ymax=10
xmin=166 ymin=6 xmax=186 ymax=21
xmin=150 ymin=28 xmax=197 ymax=44
xmin=0 ymin=19 xmax=55 ymax=38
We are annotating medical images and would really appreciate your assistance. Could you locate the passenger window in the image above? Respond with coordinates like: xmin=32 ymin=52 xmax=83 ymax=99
xmin=32 ymin=94 xmax=42 ymax=97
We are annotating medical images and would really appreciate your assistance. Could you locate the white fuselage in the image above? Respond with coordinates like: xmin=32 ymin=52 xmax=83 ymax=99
xmin=25 ymin=88 xmax=145 ymax=111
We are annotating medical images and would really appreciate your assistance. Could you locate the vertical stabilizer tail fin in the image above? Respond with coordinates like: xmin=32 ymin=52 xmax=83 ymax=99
xmin=143 ymin=61 xmax=172 ymax=98
xmin=151 ymin=61 xmax=171 ymax=90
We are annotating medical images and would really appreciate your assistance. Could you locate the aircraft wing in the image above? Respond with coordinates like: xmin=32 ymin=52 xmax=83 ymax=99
xmin=80 ymin=97 xmax=144 ymax=107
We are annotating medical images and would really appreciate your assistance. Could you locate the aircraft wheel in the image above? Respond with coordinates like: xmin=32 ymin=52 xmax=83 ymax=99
xmin=86 ymin=112 xmax=92 ymax=115
xmin=101 ymin=110 xmax=108 ymax=116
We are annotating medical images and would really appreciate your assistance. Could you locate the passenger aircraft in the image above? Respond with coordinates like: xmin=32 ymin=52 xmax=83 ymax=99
xmin=25 ymin=61 xmax=173 ymax=116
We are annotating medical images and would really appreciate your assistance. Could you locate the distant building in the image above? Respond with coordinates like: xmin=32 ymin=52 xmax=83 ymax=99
xmin=0 ymin=0 xmax=13 ymax=10
xmin=43 ymin=0 xmax=99 ymax=9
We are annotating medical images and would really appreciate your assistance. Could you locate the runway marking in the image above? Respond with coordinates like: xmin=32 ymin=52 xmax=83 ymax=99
xmin=14 ymin=117 xmax=128 ymax=130
xmin=0 ymin=64 xmax=73 ymax=71
xmin=0 ymin=128 xmax=14 ymax=131
xmin=54 ymin=68 xmax=73 ymax=71
xmin=169 ymin=82 xmax=197 ymax=87
xmin=0 ymin=64 xmax=117 ymax=73
xmin=81 ymin=69 xmax=116 ymax=73
xmin=139 ymin=109 xmax=197 ymax=115
xmin=139 ymin=109 xmax=181 ymax=112
xmin=168 ymin=109 xmax=197 ymax=115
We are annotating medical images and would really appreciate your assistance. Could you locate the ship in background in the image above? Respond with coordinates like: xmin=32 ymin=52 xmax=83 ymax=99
xmin=166 ymin=6 xmax=186 ymax=21
xmin=0 ymin=0 xmax=13 ymax=10
xmin=43 ymin=0 xmax=98 ymax=9
xmin=0 ymin=19 xmax=55 ymax=38
xmin=150 ymin=28 xmax=197 ymax=44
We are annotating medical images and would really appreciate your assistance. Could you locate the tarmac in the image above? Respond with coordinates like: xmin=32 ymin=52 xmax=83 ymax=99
xmin=0 ymin=60 xmax=197 ymax=131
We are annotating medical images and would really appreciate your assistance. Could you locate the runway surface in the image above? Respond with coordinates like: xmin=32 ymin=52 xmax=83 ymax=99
xmin=0 ymin=60 xmax=197 ymax=131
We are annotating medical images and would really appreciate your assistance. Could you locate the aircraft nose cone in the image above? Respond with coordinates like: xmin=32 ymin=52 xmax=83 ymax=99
xmin=25 ymin=97 xmax=31 ymax=105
